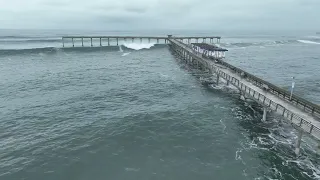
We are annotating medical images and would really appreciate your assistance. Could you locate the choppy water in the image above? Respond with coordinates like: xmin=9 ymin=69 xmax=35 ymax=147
xmin=0 ymin=29 xmax=320 ymax=180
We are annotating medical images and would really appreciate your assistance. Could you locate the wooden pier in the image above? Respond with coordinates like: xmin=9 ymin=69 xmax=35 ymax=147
xmin=61 ymin=35 xmax=221 ymax=47
xmin=167 ymin=37 xmax=320 ymax=155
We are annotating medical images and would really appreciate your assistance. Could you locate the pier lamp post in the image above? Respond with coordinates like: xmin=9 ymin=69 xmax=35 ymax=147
xmin=290 ymin=77 xmax=295 ymax=101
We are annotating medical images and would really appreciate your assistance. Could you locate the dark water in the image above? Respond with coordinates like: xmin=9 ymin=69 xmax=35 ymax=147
xmin=0 ymin=30 xmax=320 ymax=180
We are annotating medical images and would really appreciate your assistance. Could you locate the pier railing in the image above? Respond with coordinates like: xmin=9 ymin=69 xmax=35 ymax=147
xmin=218 ymin=69 xmax=320 ymax=138
xmin=61 ymin=35 xmax=221 ymax=47
xmin=216 ymin=60 xmax=320 ymax=119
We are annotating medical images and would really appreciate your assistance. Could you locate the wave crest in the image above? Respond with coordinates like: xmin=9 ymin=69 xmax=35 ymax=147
xmin=122 ymin=43 xmax=155 ymax=50
xmin=298 ymin=40 xmax=320 ymax=45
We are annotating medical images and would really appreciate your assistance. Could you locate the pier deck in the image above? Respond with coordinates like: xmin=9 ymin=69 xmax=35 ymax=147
xmin=61 ymin=36 xmax=221 ymax=47
xmin=168 ymin=38 xmax=320 ymax=146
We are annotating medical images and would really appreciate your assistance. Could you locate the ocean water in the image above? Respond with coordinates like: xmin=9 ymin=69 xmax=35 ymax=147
xmin=0 ymin=29 xmax=320 ymax=180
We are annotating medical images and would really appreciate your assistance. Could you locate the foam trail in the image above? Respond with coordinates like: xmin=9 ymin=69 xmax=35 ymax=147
xmin=220 ymin=119 xmax=227 ymax=133
xmin=298 ymin=40 xmax=320 ymax=45
xmin=122 ymin=52 xmax=131 ymax=56
xmin=123 ymin=43 xmax=155 ymax=50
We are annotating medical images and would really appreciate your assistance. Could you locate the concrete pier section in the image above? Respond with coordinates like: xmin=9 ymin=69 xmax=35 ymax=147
xmin=61 ymin=36 xmax=221 ymax=47
xmin=168 ymin=37 xmax=320 ymax=155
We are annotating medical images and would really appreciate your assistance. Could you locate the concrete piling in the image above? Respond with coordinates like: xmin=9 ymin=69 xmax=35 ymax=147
xmin=262 ymin=107 xmax=267 ymax=121
xmin=295 ymin=130 xmax=303 ymax=156
xmin=216 ymin=74 xmax=220 ymax=85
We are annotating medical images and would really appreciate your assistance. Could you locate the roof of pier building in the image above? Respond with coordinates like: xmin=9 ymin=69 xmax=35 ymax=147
xmin=192 ymin=43 xmax=228 ymax=52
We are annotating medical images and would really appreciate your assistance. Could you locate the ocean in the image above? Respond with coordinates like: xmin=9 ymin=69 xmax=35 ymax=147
xmin=0 ymin=29 xmax=320 ymax=180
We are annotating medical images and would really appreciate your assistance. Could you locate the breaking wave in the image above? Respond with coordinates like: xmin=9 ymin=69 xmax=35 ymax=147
xmin=122 ymin=43 xmax=156 ymax=50
xmin=298 ymin=40 xmax=320 ymax=45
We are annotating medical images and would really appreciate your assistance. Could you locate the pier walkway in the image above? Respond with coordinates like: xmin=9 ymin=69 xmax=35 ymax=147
xmin=168 ymin=38 xmax=320 ymax=155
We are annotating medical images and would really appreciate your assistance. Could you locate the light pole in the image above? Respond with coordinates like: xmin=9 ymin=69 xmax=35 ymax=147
xmin=290 ymin=77 xmax=295 ymax=101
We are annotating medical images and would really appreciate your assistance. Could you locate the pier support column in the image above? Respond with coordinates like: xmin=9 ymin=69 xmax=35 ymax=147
xmin=117 ymin=38 xmax=119 ymax=46
xmin=82 ymin=38 xmax=84 ymax=47
xmin=295 ymin=130 xmax=303 ymax=156
xmin=132 ymin=38 xmax=134 ymax=42
xmin=100 ymin=38 xmax=102 ymax=46
xmin=140 ymin=38 xmax=142 ymax=43
xmin=216 ymin=74 xmax=220 ymax=85
xmin=108 ymin=38 xmax=110 ymax=46
xmin=62 ymin=38 xmax=64 ymax=47
xmin=72 ymin=38 xmax=74 ymax=47
xmin=240 ymin=92 xmax=247 ymax=101
xmin=262 ymin=107 xmax=267 ymax=121
xmin=157 ymin=39 xmax=159 ymax=43
xmin=91 ymin=38 xmax=93 ymax=47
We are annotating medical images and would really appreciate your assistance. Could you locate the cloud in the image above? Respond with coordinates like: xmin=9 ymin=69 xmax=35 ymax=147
xmin=0 ymin=0 xmax=319 ymax=31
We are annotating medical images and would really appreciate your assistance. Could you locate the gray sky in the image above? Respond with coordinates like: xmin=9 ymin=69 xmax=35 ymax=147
xmin=0 ymin=0 xmax=319 ymax=30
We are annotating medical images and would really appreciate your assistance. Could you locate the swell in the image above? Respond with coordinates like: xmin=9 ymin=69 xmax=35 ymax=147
xmin=221 ymin=40 xmax=299 ymax=48
xmin=0 ymin=44 xmax=168 ymax=56
xmin=0 ymin=39 xmax=62 ymax=43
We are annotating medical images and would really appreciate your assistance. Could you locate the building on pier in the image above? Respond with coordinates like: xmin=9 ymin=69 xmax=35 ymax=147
xmin=191 ymin=43 xmax=228 ymax=60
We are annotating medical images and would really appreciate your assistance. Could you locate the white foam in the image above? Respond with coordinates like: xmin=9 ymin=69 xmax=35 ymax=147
xmin=235 ymin=148 xmax=242 ymax=160
xmin=123 ymin=43 xmax=155 ymax=50
xmin=220 ymin=119 xmax=227 ymax=133
xmin=122 ymin=52 xmax=131 ymax=56
xmin=298 ymin=40 xmax=320 ymax=45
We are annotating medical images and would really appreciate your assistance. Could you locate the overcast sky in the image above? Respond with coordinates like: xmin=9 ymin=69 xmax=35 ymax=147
xmin=0 ymin=0 xmax=319 ymax=31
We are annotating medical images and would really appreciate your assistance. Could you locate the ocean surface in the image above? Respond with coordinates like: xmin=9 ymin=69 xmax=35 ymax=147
xmin=0 ymin=29 xmax=320 ymax=180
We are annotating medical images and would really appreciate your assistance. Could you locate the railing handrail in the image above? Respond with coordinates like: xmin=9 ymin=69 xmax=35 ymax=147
xmin=170 ymin=39 xmax=320 ymax=119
